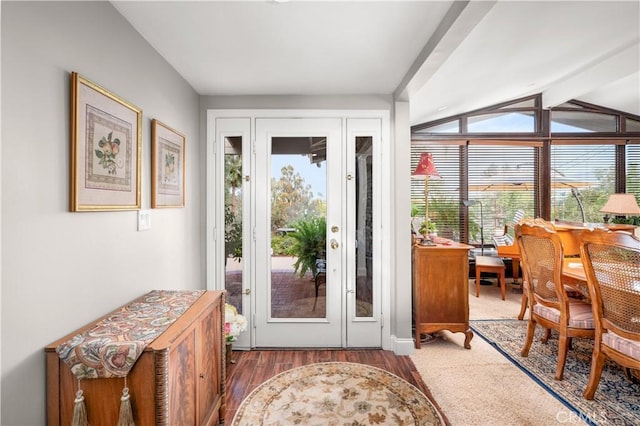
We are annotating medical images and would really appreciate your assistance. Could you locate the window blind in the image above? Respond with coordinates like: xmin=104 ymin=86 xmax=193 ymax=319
xmin=467 ymin=145 xmax=536 ymax=245
xmin=550 ymin=144 xmax=615 ymax=223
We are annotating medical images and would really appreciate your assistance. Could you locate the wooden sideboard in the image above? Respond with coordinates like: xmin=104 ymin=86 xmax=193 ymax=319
xmin=412 ymin=242 xmax=474 ymax=349
xmin=45 ymin=290 xmax=226 ymax=426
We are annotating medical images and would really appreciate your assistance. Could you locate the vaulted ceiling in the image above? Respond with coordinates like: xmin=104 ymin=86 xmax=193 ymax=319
xmin=112 ymin=0 xmax=640 ymax=126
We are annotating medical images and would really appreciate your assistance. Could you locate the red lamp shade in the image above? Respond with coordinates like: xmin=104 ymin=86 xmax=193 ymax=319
xmin=412 ymin=153 xmax=441 ymax=179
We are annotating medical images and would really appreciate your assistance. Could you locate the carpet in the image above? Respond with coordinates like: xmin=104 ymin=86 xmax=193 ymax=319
xmin=231 ymin=361 xmax=445 ymax=425
xmin=471 ymin=319 xmax=640 ymax=426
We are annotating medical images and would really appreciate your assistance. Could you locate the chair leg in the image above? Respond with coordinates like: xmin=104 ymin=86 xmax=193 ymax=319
xmin=520 ymin=319 xmax=536 ymax=357
xmin=499 ymin=270 xmax=506 ymax=300
xmin=475 ymin=268 xmax=481 ymax=297
xmin=555 ymin=334 xmax=569 ymax=380
xmin=541 ymin=328 xmax=551 ymax=344
xmin=584 ymin=347 xmax=606 ymax=399
xmin=518 ymin=291 xmax=528 ymax=320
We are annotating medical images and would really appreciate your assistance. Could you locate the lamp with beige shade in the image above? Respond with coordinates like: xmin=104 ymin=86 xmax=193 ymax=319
xmin=600 ymin=193 xmax=640 ymax=237
xmin=600 ymin=193 xmax=640 ymax=222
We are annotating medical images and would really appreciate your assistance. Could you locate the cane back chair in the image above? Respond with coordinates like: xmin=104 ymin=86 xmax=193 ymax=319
xmin=580 ymin=228 xmax=640 ymax=399
xmin=515 ymin=219 xmax=595 ymax=381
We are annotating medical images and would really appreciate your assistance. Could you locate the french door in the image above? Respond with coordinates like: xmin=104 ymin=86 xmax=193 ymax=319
xmin=211 ymin=113 xmax=382 ymax=348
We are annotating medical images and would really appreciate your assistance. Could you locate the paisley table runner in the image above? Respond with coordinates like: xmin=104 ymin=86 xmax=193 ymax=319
xmin=56 ymin=290 xmax=205 ymax=379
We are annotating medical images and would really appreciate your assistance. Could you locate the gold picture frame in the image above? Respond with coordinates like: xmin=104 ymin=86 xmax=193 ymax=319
xmin=151 ymin=119 xmax=186 ymax=208
xmin=70 ymin=72 xmax=142 ymax=211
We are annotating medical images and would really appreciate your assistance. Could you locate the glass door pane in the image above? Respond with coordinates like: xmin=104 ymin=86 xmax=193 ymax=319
xmin=355 ymin=136 xmax=373 ymax=318
xmin=345 ymin=118 xmax=382 ymax=348
xmin=270 ymin=137 xmax=327 ymax=318
xmin=224 ymin=137 xmax=244 ymax=313
xmin=254 ymin=117 xmax=342 ymax=348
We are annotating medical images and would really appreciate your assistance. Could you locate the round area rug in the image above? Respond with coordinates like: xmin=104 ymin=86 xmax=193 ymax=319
xmin=232 ymin=361 xmax=444 ymax=425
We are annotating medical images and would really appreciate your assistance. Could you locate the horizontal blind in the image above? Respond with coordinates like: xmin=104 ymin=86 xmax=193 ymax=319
xmin=627 ymin=144 xmax=640 ymax=200
xmin=410 ymin=144 xmax=461 ymax=240
xmin=468 ymin=145 xmax=536 ymax=245
xmin=550 ymin=144 xmax=615 ymax=223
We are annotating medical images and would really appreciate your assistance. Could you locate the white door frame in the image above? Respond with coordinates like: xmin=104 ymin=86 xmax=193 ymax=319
xmin=206 ymin=109 xmax=391 ymax=350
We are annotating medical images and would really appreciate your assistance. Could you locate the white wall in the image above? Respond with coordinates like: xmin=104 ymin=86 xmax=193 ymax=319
xmin=1 ymin=2 xmax=202 ymax=424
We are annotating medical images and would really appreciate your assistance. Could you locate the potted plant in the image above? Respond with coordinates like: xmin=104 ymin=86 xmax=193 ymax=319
xmin=289 ymin=216 xmax=326 ymax=278
xmin=428 ymin=221 xmax=438 ymax=238
xmin=419 ymin=220 xmax=438 ymax=238
xmin=224 ymin=303 xmax=247 ymax=365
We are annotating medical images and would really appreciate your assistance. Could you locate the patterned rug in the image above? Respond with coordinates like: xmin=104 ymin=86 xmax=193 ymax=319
xmin=471 ymin=319 xmax=640 ymax=426
xmin=231 ymin=361 xmax=445 ymax=425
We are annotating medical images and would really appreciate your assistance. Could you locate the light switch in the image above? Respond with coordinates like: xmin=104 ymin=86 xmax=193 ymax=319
xmin=138 ymin=210 xmax=151 ymax=231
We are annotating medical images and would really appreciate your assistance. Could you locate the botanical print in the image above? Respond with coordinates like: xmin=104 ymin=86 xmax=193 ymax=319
xmin=85 ymin=104 xmax=132 ymax=192
xmin=151 ymin=119 xmax=185 ymax=208
xmin=157 ymin=137 xmax=181 ymax=195
xmin=96 ymin=132 xmax=121 ymax=175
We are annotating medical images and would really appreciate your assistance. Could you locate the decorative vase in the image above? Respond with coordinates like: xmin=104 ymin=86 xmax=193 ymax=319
xmin=225 ymin=343 xmax=233 ymax=367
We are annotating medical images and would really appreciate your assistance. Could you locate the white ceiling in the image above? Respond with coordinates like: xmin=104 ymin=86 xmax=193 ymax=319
xmin=112 ymin=0 xmax=640 ymax=126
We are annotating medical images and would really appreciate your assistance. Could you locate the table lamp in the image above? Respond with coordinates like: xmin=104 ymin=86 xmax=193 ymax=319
xmin=600 ymin=193 xmax=640 ymax=223
xmin=412 ymin=153 xmax=441 ymax=224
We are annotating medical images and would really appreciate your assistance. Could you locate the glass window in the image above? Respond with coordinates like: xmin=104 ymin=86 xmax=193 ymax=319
xmin=413 ymin=119 xmax=460 ymax=134
xmin=500 ymin=99 xmax=536 ymax=109
xmin=410 ymin=145 xmax=461 ymax=240
xmin=468 ymin=112 xmax=536 ymax=133
xmin=626 ymin=118 xmax=640 ymax=132
xmin=551 ymin=144 xmax=615 ymax=223
xmin=551 ymin=111 xmax=617 ymax=133
xmin=468 ymin=145 xmax=536 ymax=246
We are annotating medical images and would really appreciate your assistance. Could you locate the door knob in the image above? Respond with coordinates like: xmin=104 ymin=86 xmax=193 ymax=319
xmin=330 ymin=239 xmax=339 ymax=249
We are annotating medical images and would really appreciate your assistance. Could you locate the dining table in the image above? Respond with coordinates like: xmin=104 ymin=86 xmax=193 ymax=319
xmin=562 ymin=257 xmax=589 ymax=299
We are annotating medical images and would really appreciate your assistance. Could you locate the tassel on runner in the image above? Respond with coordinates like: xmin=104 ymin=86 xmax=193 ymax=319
xmin=72 ymin=386 xmax=88 ymax=426
xmin=117 ymin=379 xmax=134 ymax=426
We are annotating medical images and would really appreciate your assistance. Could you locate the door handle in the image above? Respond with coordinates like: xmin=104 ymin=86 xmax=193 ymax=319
xmin=330 ymin=239 xmax=339 ymax=250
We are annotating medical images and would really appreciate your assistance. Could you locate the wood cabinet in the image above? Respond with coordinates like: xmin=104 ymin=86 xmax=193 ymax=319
xmin=412 ymin=242 xmax=473 ymax=349
xmin=45 ymin=290 xmax=225 ymax=426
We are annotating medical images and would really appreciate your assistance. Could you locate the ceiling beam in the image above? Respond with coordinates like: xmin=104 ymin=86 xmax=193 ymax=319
xmin=542 ymin=38 xmax=640 ymax=109
xmin=393 ymin=0 xmax=496 ymax=101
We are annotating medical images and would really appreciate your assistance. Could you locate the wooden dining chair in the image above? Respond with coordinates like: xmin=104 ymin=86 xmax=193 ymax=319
xmin=515 ymin=219 xmax=595 ymax=381
xmin=580 ymin=228 xmax=640 ymax=399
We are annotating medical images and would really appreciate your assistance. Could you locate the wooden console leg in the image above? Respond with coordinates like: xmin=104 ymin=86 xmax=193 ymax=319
xmin=463 ymin=329 xmax=473 ymax=349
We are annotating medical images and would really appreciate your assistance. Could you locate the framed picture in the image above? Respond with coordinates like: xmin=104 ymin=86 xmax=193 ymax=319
xmin=151 ymin=119 xmax=186 ymax=208
xmin=70 ymin=72 xmax=142 ymax=211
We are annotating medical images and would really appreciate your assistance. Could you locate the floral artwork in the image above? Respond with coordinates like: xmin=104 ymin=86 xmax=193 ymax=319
xmin=163 ymin=151 xmax=177 ymax=184
xmin=152 ymin=119 xmax=185 ymax=208
xmin=96 ymin=132 xmax=122 ymax=175
xmin=224 ymin=303 xmax=247 ymax=343
xmin=70 ymin=72 xmax=141 ymax=211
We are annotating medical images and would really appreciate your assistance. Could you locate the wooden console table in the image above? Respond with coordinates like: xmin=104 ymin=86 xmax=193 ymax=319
xmin=45 ymin=290 xmax=226 ymax=426
xmin=412 ymin=242 xmax=474 ymax=349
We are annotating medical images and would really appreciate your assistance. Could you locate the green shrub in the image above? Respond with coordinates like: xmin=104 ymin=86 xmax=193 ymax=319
xmin=289 ymin=216 xmax=326 ymax=278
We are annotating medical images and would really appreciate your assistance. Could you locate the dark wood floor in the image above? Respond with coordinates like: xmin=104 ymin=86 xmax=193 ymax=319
xmin=223 ymin=348 xmax=448 ymax=425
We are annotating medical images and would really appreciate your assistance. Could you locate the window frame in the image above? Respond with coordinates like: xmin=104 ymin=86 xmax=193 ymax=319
xmin=411 ymin=95 xmax=640 ymax=244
